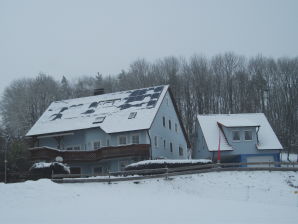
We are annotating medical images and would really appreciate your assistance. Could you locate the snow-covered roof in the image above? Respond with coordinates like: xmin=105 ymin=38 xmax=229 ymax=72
xmin=217 ymin=118 xmax=259 ymax=127
xmin=26 ymin=85 xmax=169 ymax=136
xmin=197 ymin=113 xmax=283 ymax=151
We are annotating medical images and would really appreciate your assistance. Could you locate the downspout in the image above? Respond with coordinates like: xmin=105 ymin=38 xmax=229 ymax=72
xmin=256 ymin=126 xmax=260 ymax=145
xmin=146 ymin=129 xmax=152 ymax=159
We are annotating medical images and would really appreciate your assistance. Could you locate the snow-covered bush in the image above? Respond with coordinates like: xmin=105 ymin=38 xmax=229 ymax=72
xmin=125 ymin=159 xmax=212 ymax=171
xmin=29 ymin=162 xmax=70 ymax=180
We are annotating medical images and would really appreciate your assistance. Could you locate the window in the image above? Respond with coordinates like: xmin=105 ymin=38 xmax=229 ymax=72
xmin=94 ymin=167 xmax=103 ymax=175
xmin=164 ymin=140 xmax=166 ymax=149
xmin=119 ymin=136 xmax=127 ymax=145
xmin=170 ymin=142 xmax=173 ymax=153
xmin=93 ymin=116 xmax=105 ymax=124
xmin=244 ymin=130 xmax=252 ymax=141
xmin=73 ymin=146 xmax=81 ymax=150
xmin=66 ymin=145 xmax=81 ymax=150
xmin=106 ymin=139 xmax=110 ymax=146
xmin=128 ymin=112 xmax=137 ymax=119
xmin=70 ymin=167 xmax=81 ymax=174
xmin=169 ymin=120 xmax=172 ymax=130
xmin=132 ymin=135 xmax=139 ymax=144
xmin=93 ymin=141 xmax=101 ymax=149
xmin=179 ymin=146 xmax=184 ymax=156
xmin=154 ymin=136 xmax=158 ymax=147
xmin=175 ymin=123 xmax=178 ymax=132
xmin=232 ymin=131 xmax=240 ymax=141
xmin=163 ymin=116 xmax=166 ymax=127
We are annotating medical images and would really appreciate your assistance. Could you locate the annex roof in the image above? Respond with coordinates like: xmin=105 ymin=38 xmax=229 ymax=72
xmin=197 ymin=113 xmax=283 ymax=152
xmin=26 ymin=85 xmax=169 ymax=136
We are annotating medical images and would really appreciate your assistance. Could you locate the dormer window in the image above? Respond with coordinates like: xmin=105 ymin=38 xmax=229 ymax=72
xmin=128 ymin=112 xmax=137 ymax=119
xmin=244 ymin=130 xmax=252 ymax=141
xmin=93 ymin=116 xmax=105 ymax=124
xmin=232 ymin=130 xmax=240 ymax=141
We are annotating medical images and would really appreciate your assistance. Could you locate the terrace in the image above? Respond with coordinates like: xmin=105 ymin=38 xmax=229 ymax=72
xmin=29 ymin=144 xmax=150 ymax=162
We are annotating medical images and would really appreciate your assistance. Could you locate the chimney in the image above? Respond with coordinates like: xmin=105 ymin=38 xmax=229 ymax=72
xmin=94 ymin=88 xmax=105 ymax=96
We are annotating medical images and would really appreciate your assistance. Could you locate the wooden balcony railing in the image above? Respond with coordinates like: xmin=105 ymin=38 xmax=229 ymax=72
xmin=30 ymin=144 xmax=150 ymax=162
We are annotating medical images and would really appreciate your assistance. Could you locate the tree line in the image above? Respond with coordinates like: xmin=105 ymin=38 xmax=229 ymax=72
xmin=0 ymin=52 xmax=297 ymax=174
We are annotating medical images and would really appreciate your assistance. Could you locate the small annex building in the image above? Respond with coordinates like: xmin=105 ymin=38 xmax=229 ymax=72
xmin=193 ymin=113 xmax=282 ymax=164
xmin=26 ymin=85 xmax=191 ymax=175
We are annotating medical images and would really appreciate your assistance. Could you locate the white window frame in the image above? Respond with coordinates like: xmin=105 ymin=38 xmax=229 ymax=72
xmin=162 ymin=116 xmax=166 ymax=127
xmin=154 ymin=136 xmax=158 ymax=148
xmin=93 ymin=140 xmax=101 ymax=150
xmin=179 ymin=146 xmax=184 ymax=156
xmin=131 ymin=134 xmax=140 ymax=144
xmin=244 ymin=130 xmax=253 ymax=141
xmin=106 ymin=139 xmax=110 ymax=147
xmin=232 ymin=130 xmax=241 ymax=142
xmin=118 ymin=135 xmax=127 ymax=145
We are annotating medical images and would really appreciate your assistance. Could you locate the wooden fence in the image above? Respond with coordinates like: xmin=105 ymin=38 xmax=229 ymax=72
xmin=52 ymin=161 xmax=298 ymax=184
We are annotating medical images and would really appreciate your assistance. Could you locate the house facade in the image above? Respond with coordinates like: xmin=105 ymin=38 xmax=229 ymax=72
xmin=193 ymin=113 xmax=282 ymax=164
xmin=26 ymin=85 xmax=191 ymax=175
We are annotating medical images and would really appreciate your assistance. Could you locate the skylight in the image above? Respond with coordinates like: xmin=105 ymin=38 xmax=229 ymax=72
xmin=128 ymin=112 xmax=137 ymax=119
xmin=93 ymin=116 xmax=106 ymax=124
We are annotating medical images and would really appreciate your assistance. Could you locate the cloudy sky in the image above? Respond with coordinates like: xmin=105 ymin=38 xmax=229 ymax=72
xmin=0 ymin=0 xmax=297 ymax=95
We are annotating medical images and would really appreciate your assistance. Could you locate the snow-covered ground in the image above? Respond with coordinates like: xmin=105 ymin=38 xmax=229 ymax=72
xmin=1 ymin=171 xmax=298 ymax=224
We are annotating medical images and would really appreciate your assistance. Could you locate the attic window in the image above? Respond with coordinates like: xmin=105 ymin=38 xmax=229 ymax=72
xmin=93 ymin=116 xmax=106 ymax=124
xmin=232 ymin=130 xmax=241 ymax=141
xmin=128 ymin=112 xmax=137 ymax=119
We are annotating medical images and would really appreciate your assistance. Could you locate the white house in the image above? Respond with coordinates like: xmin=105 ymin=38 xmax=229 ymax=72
xmin=26 ymin=85 xmax=191 ymax=175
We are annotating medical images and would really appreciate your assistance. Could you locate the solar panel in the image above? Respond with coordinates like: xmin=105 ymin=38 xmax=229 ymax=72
xmin=151 ymin=93 xmax=160 ymax=99
xmin=59 ymin=107 xmax=68 ymax=113
xmin=82 ymin=109 xmax=95 ymax=114
xmin=129 ymin=89 xmax=147 ymax=97
xmin=89 ymin=102 xmax=98 ymax=108
xmin=51 ymin=113 xmax=62 ymax=121
xmin=154 ymin=86 xmax=163 ymax=92
xmin=147 ymin=100 xmax=157 ymax=107
xmin=119 ymin=104 xmax=132 ymax=110
xmin=126 ymin=95 xmax=146 ymax=103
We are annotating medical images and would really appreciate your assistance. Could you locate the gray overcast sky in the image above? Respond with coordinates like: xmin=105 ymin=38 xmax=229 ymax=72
xmin=0 ymin=0 xmax=298 ymax=95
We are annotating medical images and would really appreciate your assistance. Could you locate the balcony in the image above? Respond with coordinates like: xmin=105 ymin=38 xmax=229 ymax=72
xmin=30 ymin=144 xmax=150 ymax=162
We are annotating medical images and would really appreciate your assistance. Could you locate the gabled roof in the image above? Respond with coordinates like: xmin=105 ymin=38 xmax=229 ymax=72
xmin=197 ymin=113 xmax=283 ymax=152
xmin=26 ymin=85 xmax=169 ymax=136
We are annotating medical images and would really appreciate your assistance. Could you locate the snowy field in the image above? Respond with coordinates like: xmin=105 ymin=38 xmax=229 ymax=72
xmin=1 ymin=171 xmax=298 ymax=224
